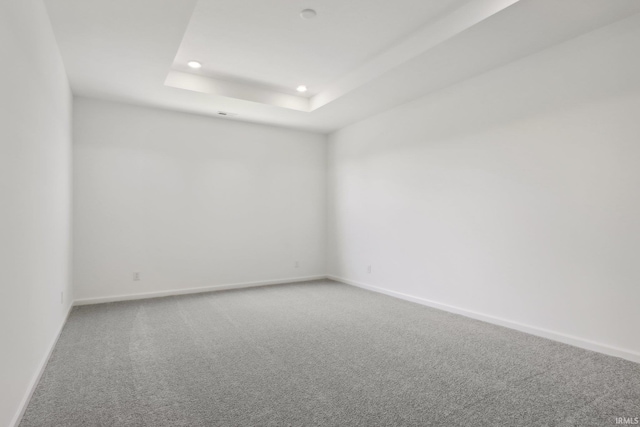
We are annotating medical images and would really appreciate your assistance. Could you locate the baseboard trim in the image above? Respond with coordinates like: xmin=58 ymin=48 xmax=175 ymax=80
xmin=328 ymin=275 xmax=640 ymax=364
xmin=73 ymin=275 xmax=328 ymax=306
xmin=11 ymin=302 xmax=74 ymax=427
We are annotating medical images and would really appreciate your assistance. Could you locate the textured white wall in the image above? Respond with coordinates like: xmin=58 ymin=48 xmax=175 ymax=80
xmin=0 ymin=1 xmax=73 ymax=426
xmin=73 ymin=98 xmax=327 ymax=302
xmin=328 ymin=15 xmax=640 ymax=360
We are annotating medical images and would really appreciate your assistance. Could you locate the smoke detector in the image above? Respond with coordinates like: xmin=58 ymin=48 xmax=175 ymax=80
xmin=300 ymin=9 xmax=317 ymax=19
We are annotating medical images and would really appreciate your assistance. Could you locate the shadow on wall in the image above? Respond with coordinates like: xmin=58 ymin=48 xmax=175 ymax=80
xmin=357 ymin=13 xmax=640 ymax=154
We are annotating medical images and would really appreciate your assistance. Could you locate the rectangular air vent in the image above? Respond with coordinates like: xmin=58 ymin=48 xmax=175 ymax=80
xmin=217 ymin=111 xmax=238 ymax=117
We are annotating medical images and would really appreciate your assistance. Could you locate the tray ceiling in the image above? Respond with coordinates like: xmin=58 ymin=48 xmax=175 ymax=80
xmin=44 ymin=0 xmax=640 ymax=132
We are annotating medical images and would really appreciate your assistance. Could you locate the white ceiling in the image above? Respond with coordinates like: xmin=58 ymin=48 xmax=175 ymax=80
xmin=44 ymin=0 xmax=640 ymax=133
xmin=172 ymin=0 xmax=468 ymax=96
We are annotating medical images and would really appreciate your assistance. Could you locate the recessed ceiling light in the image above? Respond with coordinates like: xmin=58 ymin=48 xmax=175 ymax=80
xmin=300 ymin=9 xmax=317 ymax=19
xmin=187 ymin=60 xmax=202 ymax=69
xmin=296 ymin=85 xmax=308 ymax=93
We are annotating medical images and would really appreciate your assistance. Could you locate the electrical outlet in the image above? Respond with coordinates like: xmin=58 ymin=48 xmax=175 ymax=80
xmin=367 ymin=265 xmax=372 ymax=274
xmin=133 ymin=272 xmax=141 ymax=281
xmin=295 ymin=261 xmax=299 ymax=268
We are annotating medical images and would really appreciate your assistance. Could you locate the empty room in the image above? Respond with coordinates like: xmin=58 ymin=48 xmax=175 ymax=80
xmin=2 ymin=0 xmax=640 ymax=426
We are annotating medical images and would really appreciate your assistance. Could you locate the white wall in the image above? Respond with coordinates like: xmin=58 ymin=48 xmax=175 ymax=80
xmin=73 ymin=98 xmax=326 ymax=302
xmin=328 ymin=14 xmax=640 ymax=361
xmin=0 ymin=1 xmax=73 ymax=426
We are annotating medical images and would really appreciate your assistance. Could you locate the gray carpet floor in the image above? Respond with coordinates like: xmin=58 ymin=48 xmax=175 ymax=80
xmin=21 ymin=280 xmax=640 ymax=426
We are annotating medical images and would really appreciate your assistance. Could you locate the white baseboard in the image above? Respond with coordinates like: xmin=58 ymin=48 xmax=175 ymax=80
xmin=11 ymin=302 xmax=74 ymax=427
xmin=73 ymin=275 xmax=328 ymax=306
xmin=328 ymin=275 xmax=640 ymax=364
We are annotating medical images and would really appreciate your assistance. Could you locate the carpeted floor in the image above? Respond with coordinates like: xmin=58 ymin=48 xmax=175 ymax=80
xmin=20 ymin=280 xmax=640 ymax=426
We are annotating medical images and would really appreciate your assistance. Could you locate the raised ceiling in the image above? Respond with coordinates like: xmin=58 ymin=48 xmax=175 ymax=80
xmin=171 ymin=0 xmax=469 ymax=97
xmin=44 ymin=0 xmax=640 ymax=133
